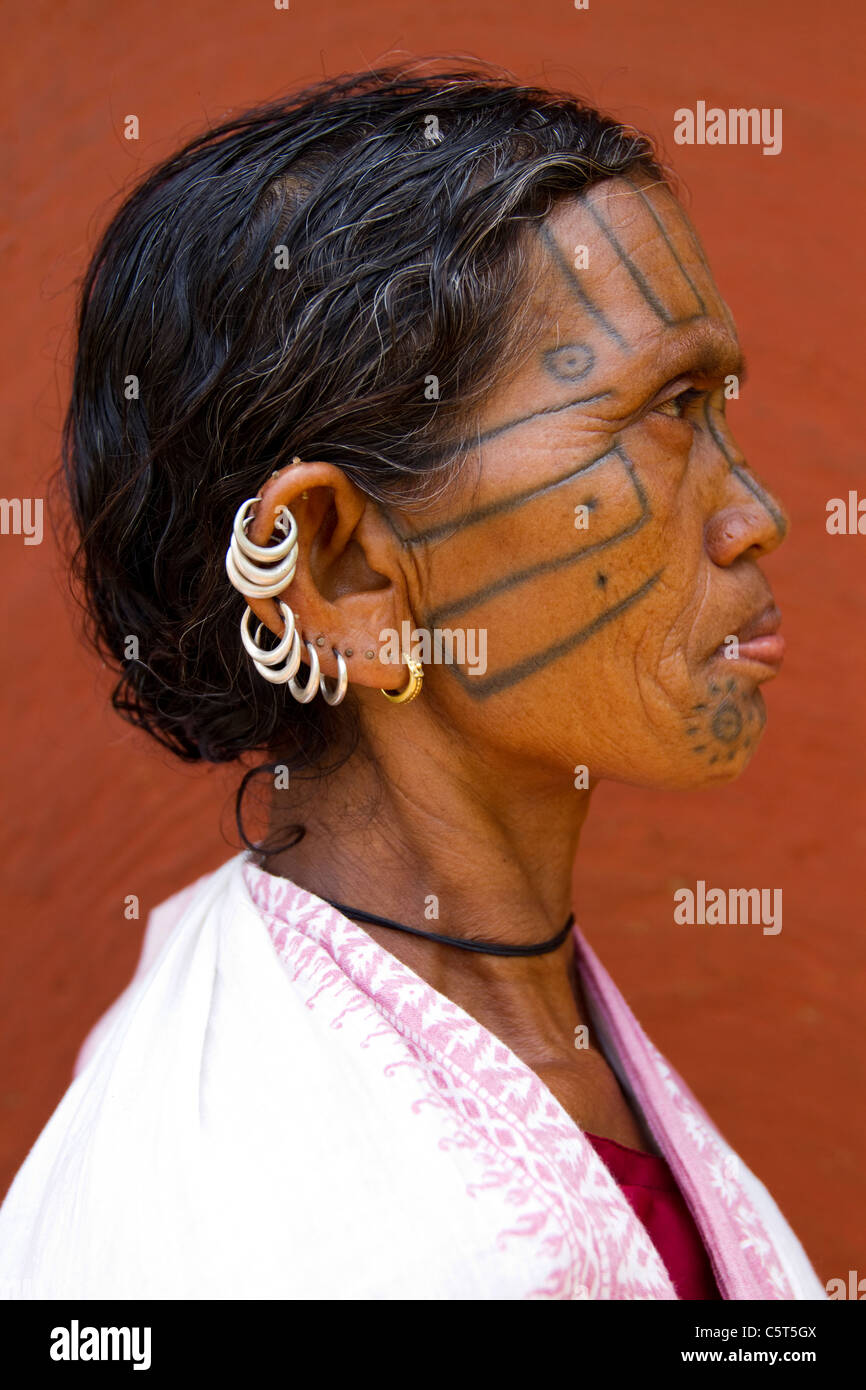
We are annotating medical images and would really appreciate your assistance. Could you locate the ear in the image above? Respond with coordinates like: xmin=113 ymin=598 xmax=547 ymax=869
xmin=242 ymin=460 xmax=415 ymax=689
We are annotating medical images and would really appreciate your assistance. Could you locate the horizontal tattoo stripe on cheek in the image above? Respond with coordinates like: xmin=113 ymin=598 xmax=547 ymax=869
xmin=466 ymin=389 xmax=614 ymax=450
xmin=390 ymin=430 xmax=623 ymax=548
xmin=428 ymin=567 xmax=664 ymax=699
xmin=386 ymin=393 xmax=621 ymax=550
xmin=422 ymin=444 xmax=650 ymax=623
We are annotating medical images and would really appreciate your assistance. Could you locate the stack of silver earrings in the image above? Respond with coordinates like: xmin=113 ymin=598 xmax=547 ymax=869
xmin=225 ymin=492 xmax=348 ymax=706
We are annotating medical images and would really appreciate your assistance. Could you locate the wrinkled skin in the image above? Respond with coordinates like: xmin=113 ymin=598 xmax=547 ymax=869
xmin=244 ymin=176 xmax=787 ymax=1150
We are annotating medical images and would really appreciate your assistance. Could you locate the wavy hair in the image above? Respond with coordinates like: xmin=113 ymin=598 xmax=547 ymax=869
xmin=53 ymin=57 xmax=665 ymax=851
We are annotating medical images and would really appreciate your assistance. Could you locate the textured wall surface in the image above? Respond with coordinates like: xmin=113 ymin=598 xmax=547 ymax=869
xmin=1 ymin=0 xmax=862 ymax=1288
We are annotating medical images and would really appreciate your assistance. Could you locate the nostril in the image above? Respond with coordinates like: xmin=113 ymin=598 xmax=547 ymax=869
xmin=706 ymin=509 xmax=745 ymax=552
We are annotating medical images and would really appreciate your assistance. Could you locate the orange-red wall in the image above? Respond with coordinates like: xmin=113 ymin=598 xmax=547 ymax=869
xmin=2 ymin=0 xmax=863 ymax=1287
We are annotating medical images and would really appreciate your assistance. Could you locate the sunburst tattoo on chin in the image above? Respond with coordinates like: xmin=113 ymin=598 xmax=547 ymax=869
xmin=683 ymin=674 xmax=766 ymax=765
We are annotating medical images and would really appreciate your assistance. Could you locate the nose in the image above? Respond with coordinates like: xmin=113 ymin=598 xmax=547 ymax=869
xmin=705 ymin=464 xmax=788 ymax=566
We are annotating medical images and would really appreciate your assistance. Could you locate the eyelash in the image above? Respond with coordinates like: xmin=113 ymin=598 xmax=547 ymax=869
xmin=652 ymin=386 xmax=705 ymax=419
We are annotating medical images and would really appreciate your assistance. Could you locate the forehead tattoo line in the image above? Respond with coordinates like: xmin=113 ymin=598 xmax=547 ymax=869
xmin=626 ymin=178 xmax=739 ymax=339
xmin=537 ymin=220 xmax=630 ymax=353
xmin=619 ymin=178 xmax=708 ymax=317
xmin=582 ymin=196 xmax=676 ymax=325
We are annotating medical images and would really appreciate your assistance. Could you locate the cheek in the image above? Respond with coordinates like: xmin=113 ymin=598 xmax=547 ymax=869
xmin=414 ymin=424 xmax=705 ymax=709
xmin=627 ymin=425 xmax=709 ymax=607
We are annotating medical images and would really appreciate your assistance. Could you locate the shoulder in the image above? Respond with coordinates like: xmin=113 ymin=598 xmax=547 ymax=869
xmin=72 ymin=854 xmax=247 ymax=1077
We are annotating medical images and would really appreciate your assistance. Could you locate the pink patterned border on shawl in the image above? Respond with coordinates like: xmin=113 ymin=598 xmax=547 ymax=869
xmin=241 ymin=855 xmax=689 ymax=1299
xmin=574 ymin=931 xmax=797 ymax=1299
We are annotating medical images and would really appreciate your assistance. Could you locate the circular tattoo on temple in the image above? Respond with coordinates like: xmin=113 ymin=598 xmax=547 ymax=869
xmin=542 ymin=342 xmax=595 ymax=382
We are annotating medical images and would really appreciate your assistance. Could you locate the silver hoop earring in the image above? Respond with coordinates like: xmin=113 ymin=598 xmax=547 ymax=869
xmin=288 ymin=640 xmax=321 ymax=703
xmin=233 ymin=498 xmax=296 ymax=562
xmin=226 ymin=485 xmax=351 ymax=707
xmin=319 ymin=649 xmax=348 ymax=706
xmin=240 ymin=600 xmax=296 ymax=664
xmin=240 ymin=601 xmax=302 ymax=684
xmin=225 ymin=496 xmax=298 ymax=599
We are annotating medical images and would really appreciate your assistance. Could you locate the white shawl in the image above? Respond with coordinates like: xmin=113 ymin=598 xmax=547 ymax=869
xmin=0 ymin=853 xmax=825 ymax=1299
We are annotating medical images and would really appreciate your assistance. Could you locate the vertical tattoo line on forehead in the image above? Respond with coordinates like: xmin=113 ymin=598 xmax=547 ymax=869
xmin=655 ymin=190 xmax=739 ymax=338
xmin=621 ymin=177 xmax=707 ymax=316
xmin=537 ymin=222 xmax=630 ymax=353
xmin=582 ymin=197 xmax=674 ymax=325
xmin=702 ymin=400 xmax=788 ymax=537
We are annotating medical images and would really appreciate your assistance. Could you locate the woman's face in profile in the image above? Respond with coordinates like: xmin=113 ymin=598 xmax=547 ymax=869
xmin=392 ymin=174 xmax=789 ymax=792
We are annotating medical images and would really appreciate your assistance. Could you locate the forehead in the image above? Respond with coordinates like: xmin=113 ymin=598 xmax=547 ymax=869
xmin=509 ymin=175 xmax=740 ymax=395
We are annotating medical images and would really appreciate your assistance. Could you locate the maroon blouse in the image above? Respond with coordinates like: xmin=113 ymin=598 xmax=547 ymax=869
xmin=584 ymin=1131 xmax=722 ymax=1299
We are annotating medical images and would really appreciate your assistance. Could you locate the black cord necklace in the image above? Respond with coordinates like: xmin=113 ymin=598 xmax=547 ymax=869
xmin=324 ymin=899 xmax=575 ymax=957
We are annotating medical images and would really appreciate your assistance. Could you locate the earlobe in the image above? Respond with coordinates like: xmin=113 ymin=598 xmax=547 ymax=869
xmin=380 ymin=654 xmax=424 ymax=705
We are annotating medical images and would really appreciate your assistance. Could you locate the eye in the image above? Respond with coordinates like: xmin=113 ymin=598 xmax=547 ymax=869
xmin=652 ymin=386 xmax=704 ymax=419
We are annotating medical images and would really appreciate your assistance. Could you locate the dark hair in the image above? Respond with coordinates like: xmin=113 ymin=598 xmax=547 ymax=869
xmin=54 ymin=57 xmax=664 ymax=850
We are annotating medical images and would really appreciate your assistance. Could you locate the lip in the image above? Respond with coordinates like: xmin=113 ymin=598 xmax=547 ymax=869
xmin=711 ymin=603 xmax=785 ymax=670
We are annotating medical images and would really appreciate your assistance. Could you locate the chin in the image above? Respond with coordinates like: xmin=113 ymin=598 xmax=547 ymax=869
xmin=618 ymin=735 xmax=764 ymax=792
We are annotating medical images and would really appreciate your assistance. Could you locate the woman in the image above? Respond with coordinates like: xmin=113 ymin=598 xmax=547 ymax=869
xmin=0 ymin=61 xmax=824 ymax=1300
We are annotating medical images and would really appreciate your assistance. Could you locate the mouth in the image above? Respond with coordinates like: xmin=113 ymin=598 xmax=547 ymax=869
xmin=710 ymin=603 xmax=784 ymax=673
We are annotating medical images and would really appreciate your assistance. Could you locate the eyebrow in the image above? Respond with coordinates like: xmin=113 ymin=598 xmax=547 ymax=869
xmin=646 ymin=326 xmax=747 ymax=394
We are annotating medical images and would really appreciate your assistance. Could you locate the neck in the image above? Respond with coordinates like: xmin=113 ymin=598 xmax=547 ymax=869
xmin=257 ymin=720 xmax=593 ymax=992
